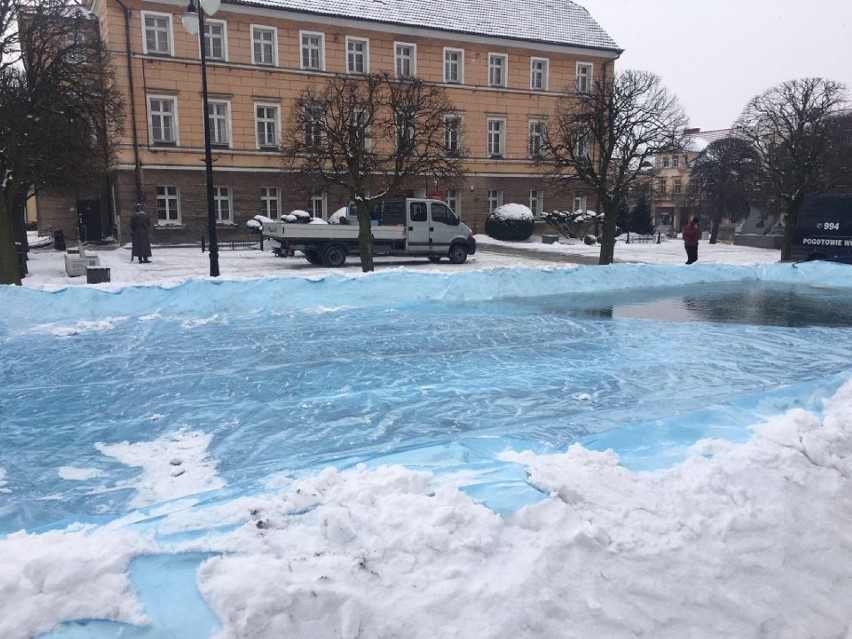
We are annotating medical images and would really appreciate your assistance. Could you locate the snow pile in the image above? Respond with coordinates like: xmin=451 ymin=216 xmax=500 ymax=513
xmin=329 ymin=206 xmax=349 ymax=224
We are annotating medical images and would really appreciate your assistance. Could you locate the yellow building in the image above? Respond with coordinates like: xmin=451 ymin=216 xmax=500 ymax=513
xmin=39 ymin=0 xmax=620 ymax=244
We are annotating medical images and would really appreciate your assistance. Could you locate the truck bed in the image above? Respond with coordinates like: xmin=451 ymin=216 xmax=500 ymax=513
xmin=262 ymin=222 xmax=405 ymax=241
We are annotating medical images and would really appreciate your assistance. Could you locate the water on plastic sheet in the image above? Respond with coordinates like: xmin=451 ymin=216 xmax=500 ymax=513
xmin=2 ymin=277 xmax=852 ymax=532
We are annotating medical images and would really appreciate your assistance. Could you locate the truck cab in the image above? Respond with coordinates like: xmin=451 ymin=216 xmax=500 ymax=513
xmin=790 ymin=194 xmax=852 ymax=263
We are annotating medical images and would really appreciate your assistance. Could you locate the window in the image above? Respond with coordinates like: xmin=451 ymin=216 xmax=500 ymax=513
xmin=346 ymin=37 xmax=369 ymax=74
xmin=430 ymin=202 xmax=458 ymax=225
xmin=445 ymin=189 xmax=460 ymax=216
xmin=409 ymin=201 xmax=427 ymax=222
xmin=487 ymin=190 xmax=503 ymax=214
xmin=310 ymin=194 xmax=326 ymax=220
xmin=530 ymin=57 xmax=548 ymax=91
xmin=142 ymin=12 xmax=172 ymax=56
xmin=208 ymin=101 xmax=230 ymax=146
xmin=395 ymin=43 xmax=416 ymax=77
xmin=673 ymin=178 xmax=683 ymax=195
xmin=304 ymin=105 xmax=324 ymax=149
xmin=662 ymin=155 xmax=670 ymax=168
xmin=574 ymin=194 xmax=587 ymax=212
xmin=488 ymin=53 xmax=507 ymax=87
xmin=396 ymin=111 xmax=415 ymax=152
xmin=255 ymin=104 xmax=279 ymax=148
xmin=659 ymin=180 xmax=667 ymax=197
xmin=444 ymin=48 xmax=463 ymax=84
xmin=487 ymin=118 xmax=505 ymax=158
xmin=156 ymin=186 xmax=180 ymax=224
xmin=260 ymin=187 xmax=279 ymax=219
xmin=573 ymin=120 xmax=590 ymax=158
xmin=148 ymin=96 xmax=176 ymax=145
xmin=251 ymin=26 xmax=277 ymax=66
xmin=445 ymin=116 xmax=461 ymax=156
xmin=214 ymin=186 xmax=232 ymax=223
xmin=528 ymin=120 xmax=545 ymax=158
xmin=576 ymin=62 xmax=593 ymax=93
xmin=204 ymin=20 xmax=226 ymax=60
xmin=672 ymin=155 xmax=680 ymax=168
xmin=529 ymin=190 xmax=543 ymax=217
xmin=300 ymin=31 xmax=324 ymax=70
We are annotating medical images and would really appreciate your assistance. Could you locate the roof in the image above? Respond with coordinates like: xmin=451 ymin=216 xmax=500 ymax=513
xmin=228 ymin=0 xmax=622 ymax=52
xmin=684 ymin=128 xmax=732 ymax=153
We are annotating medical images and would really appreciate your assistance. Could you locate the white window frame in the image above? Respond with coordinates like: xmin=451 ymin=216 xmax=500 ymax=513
xmin=530 ymin=57 xmax=549 ymax=91
xmin=443 ymin=47 xmax=464 ymax=84
xmin=394 ymin=42 xmax=416 ymax=78
xmin=304 ymin=104 xmax=325 ymax=149
xmin=207 ymin=100 xmax=230 ymax=147
xmin=576 ymin=62 xmax=593 ymax=93
xmin=251 ymin=25 xmax=278 ymax=66
xmin=487 ymin=190 xmax=503 ymax=214
xmin=142 ymin=12 xmax=173 ymax=56
xmin=529 ymin=190 xmax=544 ymax=217
xmin=155 ymin=185 xmax=180 ymax=224
xmin=662 ymin=155 xmax=670 ymax=168
xmin=445 ymin=189 xmax=460 ymax=216
xmin=445 ymin=115 xmax=462 ymax=156
xmin=300 ymin=30 xmax=325 ymax=71
xmin=255 ymin=103 xmax=280 ymax=149
xmin=203 ymin=19 xmax=227 ymax=61
xmin=528 ymin=120 xmax=545 ymax=158
xmin=487 ymin=118 xmax=505 ymax=158
xmin=260 ymin=187 xmax=280 ymax=220
xmin=674 ymin=178 xmax=683 ymax=195
xmin=574 ymin=194 xmax=587 ymax=213
xmin=488 ymin=53 xmax=507 ymax=88
xmin=310 ymin=193 xmax=327 ymax=220
xmin=148 ymin=95 xmax=178 ymax=145
xmin=213 ymin=186 xmax=233 ymax=223
xmin=346 ymin=36 xmax=369 ymax=74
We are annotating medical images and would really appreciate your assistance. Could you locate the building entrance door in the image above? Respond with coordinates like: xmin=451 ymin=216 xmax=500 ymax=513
xmin=77 ymin=199 xmax=102 ymax=243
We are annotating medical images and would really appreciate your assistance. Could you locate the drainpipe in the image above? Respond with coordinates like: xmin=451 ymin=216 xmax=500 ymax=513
xmin=114 ymin=0 xmax=143 ymax=206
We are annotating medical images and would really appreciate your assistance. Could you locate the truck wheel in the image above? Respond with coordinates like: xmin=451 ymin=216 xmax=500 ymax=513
xmin=428 ymin=256 xmax=442 ymax=263
xmin=448 ymin=243 xmax=468 ymax=264
xmin=323 ymin=244 xmax=347 ymax=268
xmin=304 ymin=248 xmax=323 ymax=265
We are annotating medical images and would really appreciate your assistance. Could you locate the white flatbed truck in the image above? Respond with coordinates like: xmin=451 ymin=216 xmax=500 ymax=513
xmin=262 ymin=198 xmax=476 ymax=267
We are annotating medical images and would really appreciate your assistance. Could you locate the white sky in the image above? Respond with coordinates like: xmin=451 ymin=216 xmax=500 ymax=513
xmin=578 ymin=0 xmax=852 ymax=131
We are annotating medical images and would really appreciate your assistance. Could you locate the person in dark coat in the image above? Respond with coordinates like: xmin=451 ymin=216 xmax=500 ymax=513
xmin=130 ymin=204 xmax=152 ymax=263
xmin=683 ymin=217 xmax=700 ymax=264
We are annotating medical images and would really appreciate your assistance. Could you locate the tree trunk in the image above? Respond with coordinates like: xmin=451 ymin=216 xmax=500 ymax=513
xmin=0 ymin=196 xmax=22 ymax=286
xmin=780 ymin=198 xmax=800 ymax=262
xmin=597 ymin=197 xmax=618 ymax=265
xmin=356 ymin=200 xmax=375 ymax=272
xmin=709 ymin=216 xmax=720 ymax=244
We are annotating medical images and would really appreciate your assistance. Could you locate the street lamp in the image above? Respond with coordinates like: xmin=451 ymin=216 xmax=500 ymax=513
xmin=181 ymin=0 xmax=221 ymax=276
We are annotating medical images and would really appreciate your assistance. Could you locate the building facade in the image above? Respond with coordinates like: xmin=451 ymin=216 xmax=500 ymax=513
xmin=38 ymin=0 xmax=620 ymax=245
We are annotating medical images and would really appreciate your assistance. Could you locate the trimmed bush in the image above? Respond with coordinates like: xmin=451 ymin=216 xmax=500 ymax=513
xmin=485 ymin=203 xmax=535 ymax=242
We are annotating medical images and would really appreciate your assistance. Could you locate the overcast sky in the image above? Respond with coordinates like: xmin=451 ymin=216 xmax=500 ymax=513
xmin=578 ymin=0 xmax=852 ymax=132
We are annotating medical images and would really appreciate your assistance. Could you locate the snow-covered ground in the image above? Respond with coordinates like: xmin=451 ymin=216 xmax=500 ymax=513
xmin=4 ymin=234 xmax=852 ymax=639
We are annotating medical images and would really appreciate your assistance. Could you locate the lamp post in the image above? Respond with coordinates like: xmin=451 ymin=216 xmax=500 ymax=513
xmin=182 ymin=0 xmax=220 ymax=276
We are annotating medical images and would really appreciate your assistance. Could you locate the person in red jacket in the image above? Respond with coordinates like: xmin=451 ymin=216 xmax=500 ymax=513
xmin=683 ymin=217 xmax=700 ymax=264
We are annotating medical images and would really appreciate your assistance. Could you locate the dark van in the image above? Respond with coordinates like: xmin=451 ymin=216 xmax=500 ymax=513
xmin=790 ymin=194 xmax=852 ymax=263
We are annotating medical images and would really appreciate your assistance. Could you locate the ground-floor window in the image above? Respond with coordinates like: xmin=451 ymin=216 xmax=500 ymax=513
xmin=260 ymin=187 xmax=279 ymax=219
xmin=529 ymin=190 xmax=543 ymax=217
xmin=310 ymin=193 xmax=326 ymax=219
xmin=155 ymin=185 xmax=180 ymax=224
xmin=445 ymin=189 xmax=460 ymax=216
xmin=488 ymin=190 xmax=503 ymax=214
xmin=214 ymin=186 xmax=232 ymax=223
xmin=574 ymin=194 xmax=587 ymax=213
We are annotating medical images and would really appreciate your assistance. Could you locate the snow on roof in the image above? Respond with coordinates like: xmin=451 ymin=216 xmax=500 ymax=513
xmin=684 ymin=128 xmax=732 ymax=153
xmin=227 ymin=0 xmax=621 ymax=52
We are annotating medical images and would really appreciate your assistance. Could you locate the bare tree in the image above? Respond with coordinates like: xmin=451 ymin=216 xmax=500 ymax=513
xmin=690 ymin=137 xmax=762 ymax=243
xmin=281 ymin=72 xmax=466 ymax=272
xmin=0 ymin=0 xmax=123 ymax=285
xmin=733 ymin=78 xmax=848 ymax=260
xmin=542 ymin=69 xmax=687 ymax=264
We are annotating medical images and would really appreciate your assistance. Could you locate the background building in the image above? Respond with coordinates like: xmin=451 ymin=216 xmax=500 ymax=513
xmin=38 ymin=0 xmax=621 ymax=245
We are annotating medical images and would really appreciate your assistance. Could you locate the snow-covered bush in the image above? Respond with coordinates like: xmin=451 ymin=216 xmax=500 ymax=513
xmin=541 ymin=209 xmax=602 ymax=239
xmin=328 ymin=207 xmax=349 ymax=224
xmin=485 ymin=203 xmax=535 ymax=242
xmin=246 ymin=215 xmax=276 ymax=233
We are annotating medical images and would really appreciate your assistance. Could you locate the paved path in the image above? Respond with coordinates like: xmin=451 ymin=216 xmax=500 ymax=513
xmin=478 ymin=243 xmax=602 ymax=265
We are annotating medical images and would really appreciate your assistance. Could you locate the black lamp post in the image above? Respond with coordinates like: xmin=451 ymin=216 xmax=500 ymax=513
xmin=182 ymin=0 xmax=220 ymax=277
